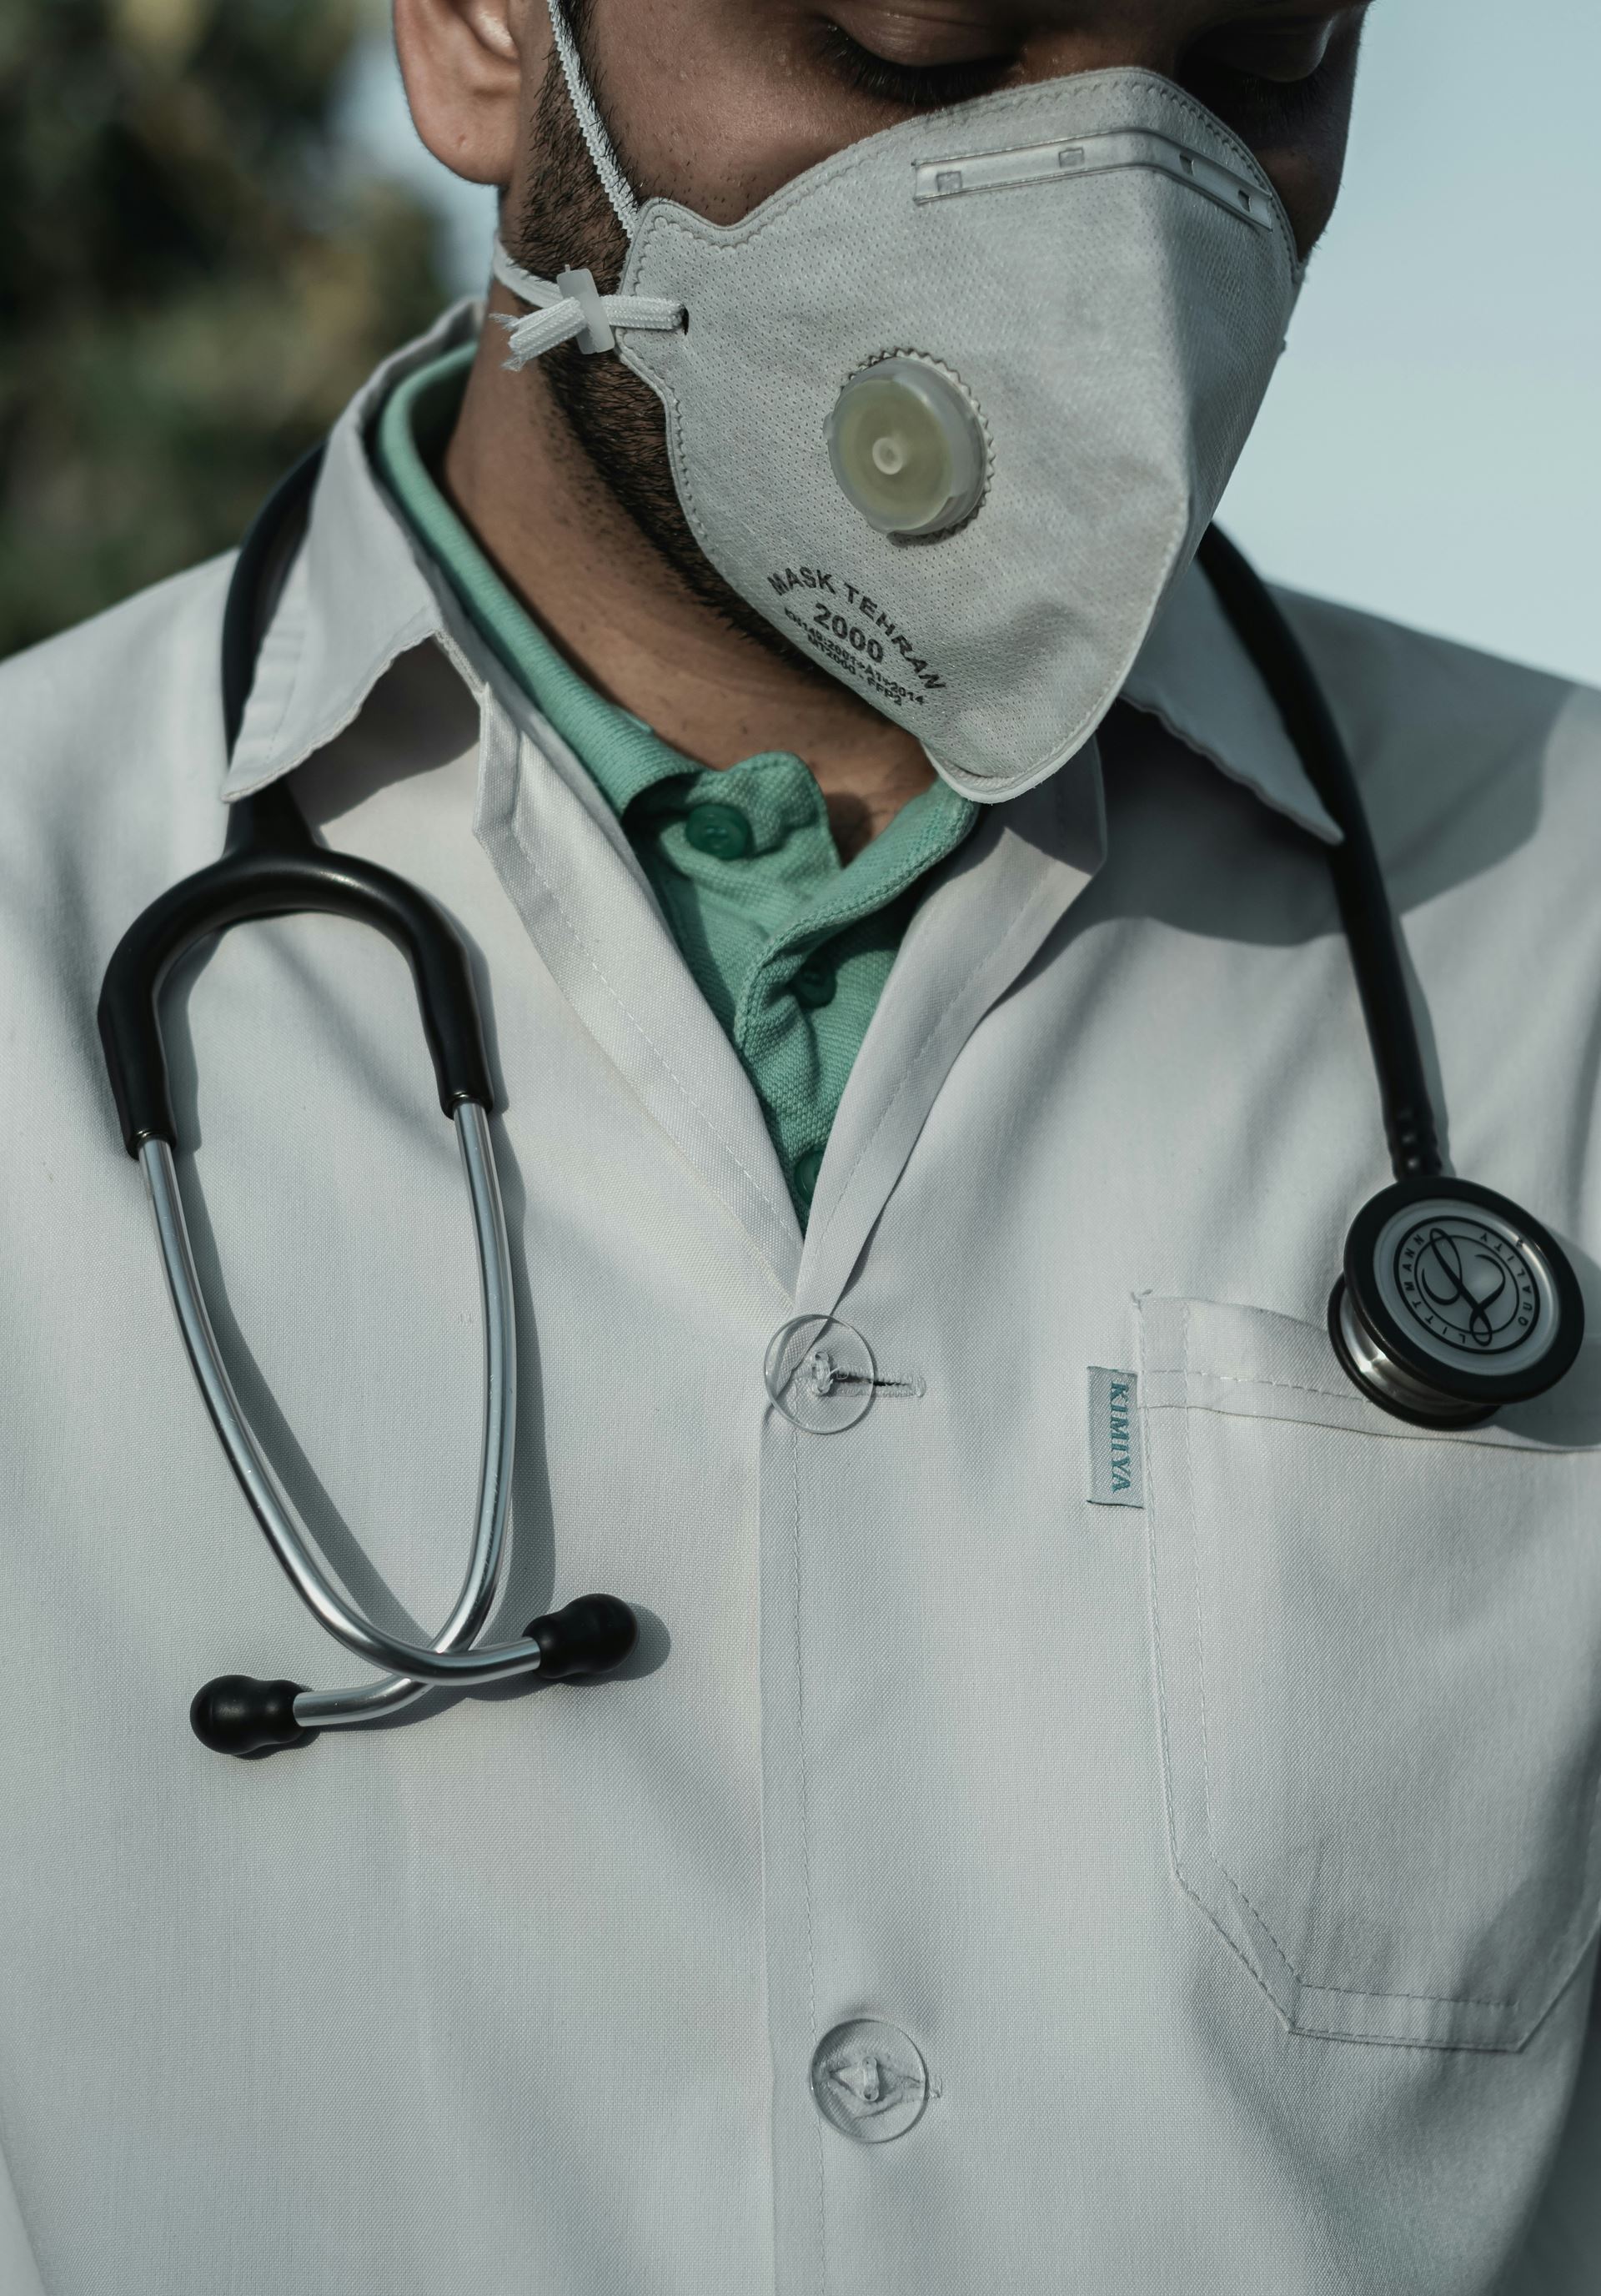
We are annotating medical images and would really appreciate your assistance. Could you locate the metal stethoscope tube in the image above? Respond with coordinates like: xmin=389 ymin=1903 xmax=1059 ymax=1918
xmin=141 ymin=1103 xmax=540 ymax=1709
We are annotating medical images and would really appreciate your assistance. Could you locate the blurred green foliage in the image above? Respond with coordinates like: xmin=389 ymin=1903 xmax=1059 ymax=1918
xmin=0 ymin=0 xmax=449 ymax=656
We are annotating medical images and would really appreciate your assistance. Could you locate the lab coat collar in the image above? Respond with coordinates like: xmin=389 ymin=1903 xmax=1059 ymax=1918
xmin=223 ymin=301 xmax=1341 ymax=848
xmin=223 ymin=299 xmax=481 ymax=801
xmin=1122 ymin=565 xmax=1342 ymax=844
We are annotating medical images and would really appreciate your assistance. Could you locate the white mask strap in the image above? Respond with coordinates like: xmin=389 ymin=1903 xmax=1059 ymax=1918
xmin=489 ymin=1 xmax=665 ymax=370
xmin=489 ymin=237 xmax=683 ymax=369
xmin=545 ymin=0 xmax=639 ymax=236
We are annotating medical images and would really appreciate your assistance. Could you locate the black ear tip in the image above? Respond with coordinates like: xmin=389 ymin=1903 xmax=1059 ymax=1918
xmin=190 ymin=1676 xmax=314 ymax=1756
xmin=526 ymin=1594 xmax=638 ymax=1681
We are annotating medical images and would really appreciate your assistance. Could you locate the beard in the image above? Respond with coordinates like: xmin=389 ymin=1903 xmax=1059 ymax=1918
xmin=506 ymin=15 xmax=803 ymax=666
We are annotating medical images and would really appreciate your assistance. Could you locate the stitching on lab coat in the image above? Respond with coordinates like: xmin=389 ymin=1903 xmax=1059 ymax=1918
xmin=1281 ymin=2022 xmax=1518 ymax=2057
xmin=789 ymin=1425 xmax=827 ymax=2291
xmin=1143 ymin=1314 xmax=1529 ymax=2049
xmin=509 ymin=794 xmax=797 ymax=1238
xmin=1144 ymin=1451 xmax=1507 ymax=2052
xmin=1176 ymin=1304 xmax=1299 ymax=1998
xmin=1152 ymin=1312 xmax=1601 ymax=2033
xmin=1180 ymin=1301 xmax=1227 ymax=1909
xmin=1156 ymin=1372 xmax=1358 ymax=1402
xmin=1147 ymin=1359 xmax=1601 ymax=1455
xmin=1285 ymin=1819 xmax=1601 ymax=2049
xmin=1142 ymin=1329 xmax=1304 ymax=2037
xmin=1177 ymin=1304 xmax=1526 ymax=2018
xmin=1142 ymin=1350 xmax=1190 ymax=1892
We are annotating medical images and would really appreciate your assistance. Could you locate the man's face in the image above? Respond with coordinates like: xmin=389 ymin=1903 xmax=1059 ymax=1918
xmin=507 ymin=0 xmax=1369 ymax=645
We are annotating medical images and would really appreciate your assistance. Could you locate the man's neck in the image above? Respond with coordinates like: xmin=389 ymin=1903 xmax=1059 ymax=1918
xmin=440 ymin=307 xmax=937 ymax=862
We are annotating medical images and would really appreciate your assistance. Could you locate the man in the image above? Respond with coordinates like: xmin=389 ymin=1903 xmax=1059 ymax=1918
xmin=2 ymin=2 xmax=1598 ymax=2289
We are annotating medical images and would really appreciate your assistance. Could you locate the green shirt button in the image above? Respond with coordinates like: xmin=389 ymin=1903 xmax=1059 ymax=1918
xmin=792 ymin=1147 xmax=824 ymax=1204
xmin=791 ymin=956 xmax=837 ymax=1010
xmin=684 ymin=801 xmax=753 ymax=861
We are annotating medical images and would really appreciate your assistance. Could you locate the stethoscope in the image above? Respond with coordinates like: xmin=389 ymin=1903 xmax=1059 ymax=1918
xmin=97 ymin=449 xmax=1585 ymax=1758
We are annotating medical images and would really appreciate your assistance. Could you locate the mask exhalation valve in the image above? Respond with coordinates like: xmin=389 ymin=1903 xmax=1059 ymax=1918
xmin=826 ymin=356 xmax=986 ymax=536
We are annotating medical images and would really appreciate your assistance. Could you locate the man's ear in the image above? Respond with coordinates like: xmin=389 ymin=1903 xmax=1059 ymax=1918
xmin=393 ymin=0 xmax=549 ymax=188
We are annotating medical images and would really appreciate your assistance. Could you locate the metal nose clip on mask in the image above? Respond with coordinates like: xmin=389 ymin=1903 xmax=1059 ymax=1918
xmin=97 ymin=451 xmax=639 ymax=1757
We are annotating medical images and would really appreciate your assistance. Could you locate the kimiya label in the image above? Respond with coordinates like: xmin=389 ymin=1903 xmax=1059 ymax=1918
xmin=1087 ymin=1367 xmax=1144 ymax=1508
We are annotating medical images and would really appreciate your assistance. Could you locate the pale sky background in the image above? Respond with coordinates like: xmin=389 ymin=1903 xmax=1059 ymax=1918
xmin=338 ymin=3 xmax=1601 ymax=686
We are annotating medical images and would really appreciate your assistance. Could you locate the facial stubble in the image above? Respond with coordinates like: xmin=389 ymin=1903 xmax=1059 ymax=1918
xmin=506 ymin=28 xmax=807 ymax=666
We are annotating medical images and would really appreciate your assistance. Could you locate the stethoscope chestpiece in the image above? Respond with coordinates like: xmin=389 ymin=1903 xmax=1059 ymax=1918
xmin=1329 ymin=1176 xmax=1584 ymax=1429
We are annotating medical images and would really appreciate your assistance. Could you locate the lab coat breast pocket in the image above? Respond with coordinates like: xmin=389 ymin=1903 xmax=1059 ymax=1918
xmin=1138 ymin=1294 xmax=1601 ymax=2051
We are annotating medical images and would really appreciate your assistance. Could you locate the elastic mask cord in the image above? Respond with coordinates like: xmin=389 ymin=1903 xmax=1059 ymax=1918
xmin=545 ymin=0 xmax=639 ymax=235
xmin=489 ymin=238 xmax=682 ymax=369
xmin=489 ymin=5 xmax=676 ymax=371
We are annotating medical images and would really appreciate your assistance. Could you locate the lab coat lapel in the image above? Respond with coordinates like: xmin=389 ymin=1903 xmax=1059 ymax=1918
xmin=474 ymin=701 xmax=1105 ymax=1315
xmin=238 ymin=376 xmax=807 ymax=1296
xmin=795 ymin=744 xmax=1107 ymax=1313
xmin=474 ymin=701 xmax=806 ymax=1297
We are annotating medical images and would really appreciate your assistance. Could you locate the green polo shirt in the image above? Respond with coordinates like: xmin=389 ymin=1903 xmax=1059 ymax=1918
xmin=373 ymin=345 xmax=978 ymax=1221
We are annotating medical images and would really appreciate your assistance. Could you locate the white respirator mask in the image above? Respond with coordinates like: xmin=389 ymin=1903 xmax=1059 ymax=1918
xmin=493 ymin=0 xmax=1304 ymax=802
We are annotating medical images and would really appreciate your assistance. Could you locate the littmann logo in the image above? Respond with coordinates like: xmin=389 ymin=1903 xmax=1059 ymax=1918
xmin=1393 ymin=1218 xmax=1538 ymax=1355
xmin=1087 ymin=1368 xmax=1144 ymax=1508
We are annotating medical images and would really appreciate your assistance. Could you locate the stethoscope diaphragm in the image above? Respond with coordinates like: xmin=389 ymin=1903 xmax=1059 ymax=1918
xmin=1329 ymin=1177 xmax=1584 ymax=1429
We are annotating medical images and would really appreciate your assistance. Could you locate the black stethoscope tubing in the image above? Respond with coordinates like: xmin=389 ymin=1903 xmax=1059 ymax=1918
xmin=100 ymin=447 xmax=494 ymax=1155
xmin=1193 ymin=525 xmax=1441 ymax=1181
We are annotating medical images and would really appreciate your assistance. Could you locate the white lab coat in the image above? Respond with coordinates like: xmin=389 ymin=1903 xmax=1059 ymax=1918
xmin=2 ymin=303 xmax=1599 ymax=2295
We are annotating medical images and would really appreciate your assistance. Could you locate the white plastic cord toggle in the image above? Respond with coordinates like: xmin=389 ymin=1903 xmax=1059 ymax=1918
xmin=489 ymin=237 xmax=682 ymax=370
xmin=554 ymin=266 xmax=615 ymax=354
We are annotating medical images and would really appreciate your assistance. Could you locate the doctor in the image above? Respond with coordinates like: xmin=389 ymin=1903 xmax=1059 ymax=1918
xmin=2 ymin=0 xmax=1599 ymax=2289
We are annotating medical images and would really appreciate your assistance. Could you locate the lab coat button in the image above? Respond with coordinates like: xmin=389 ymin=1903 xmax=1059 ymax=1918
xmin=810 ymin=2019 xmax=930 ymax=2143
xmin=764 ymin=1314 xmax=875 ymax=1432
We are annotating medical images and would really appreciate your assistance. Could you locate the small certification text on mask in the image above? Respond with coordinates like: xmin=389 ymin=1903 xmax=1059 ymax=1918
xmin=767 ymin=566 xmax=947 ymax=711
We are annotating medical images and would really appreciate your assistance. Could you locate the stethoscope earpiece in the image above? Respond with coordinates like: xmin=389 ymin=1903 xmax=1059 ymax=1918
xmin=187 ymin=1595 xmax=639 ymax=1759
xmin=1328 ymin=1177 xmax=1583 ymax=1429
xmin=190 ymin=1676 xmax=316 ymax=1758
